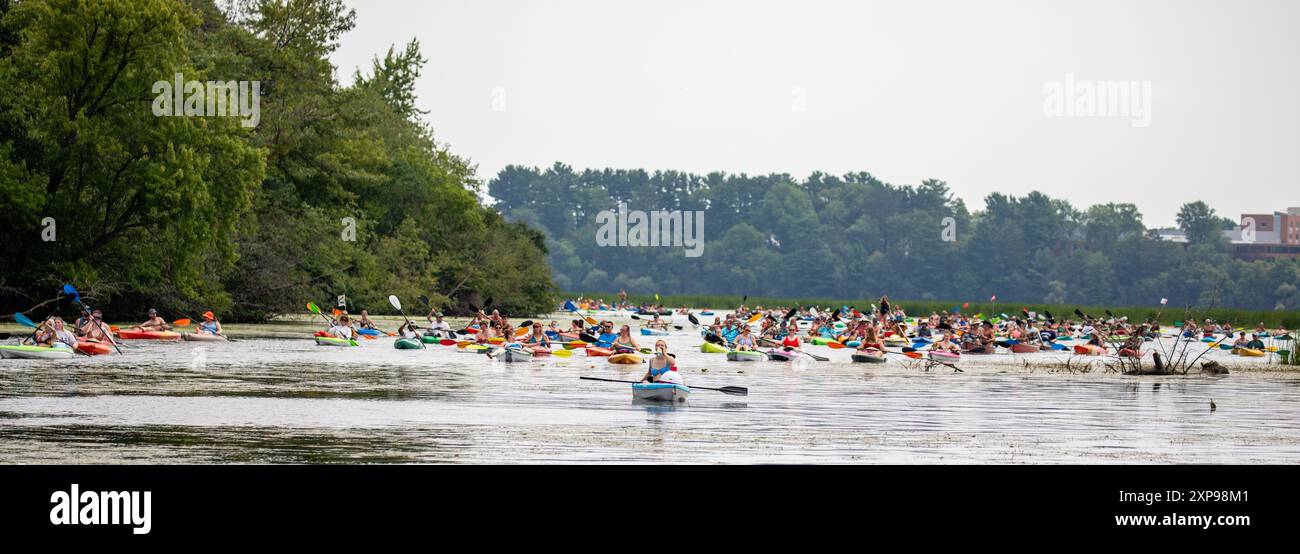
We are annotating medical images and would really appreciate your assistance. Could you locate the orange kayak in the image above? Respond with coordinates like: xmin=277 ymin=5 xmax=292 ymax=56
xmin=585 ymin=347 xmax=612 ymax=357
xmin=76 ymin=340 xmax=114 ymax=355
xmin=117 ymin=330 xmax=181 ymax=340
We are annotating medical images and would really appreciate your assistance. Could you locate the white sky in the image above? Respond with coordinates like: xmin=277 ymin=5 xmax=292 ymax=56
xmin=331 ymin=0 xmax=1300 ymax=227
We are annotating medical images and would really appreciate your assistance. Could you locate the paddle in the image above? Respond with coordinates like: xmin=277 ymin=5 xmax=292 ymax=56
xmin=579 ymin=376 xmax=747 ymax=396
xmin=824 ymin=341 xmax=845 ymax=349
xmin=687 ymin=313 xmax=700 ymax=327
xmin=389 ymin=295 xmax=425 ymax=349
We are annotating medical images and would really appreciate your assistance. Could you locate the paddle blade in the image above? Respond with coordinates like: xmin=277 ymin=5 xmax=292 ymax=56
xmin=362 ymin=334 xmax=376 ymax=340
xmin=825 ymin=341 xmax=845 ymax=349
xmin=439 ymin=339 xmax=457 ymax=346
xmin=583 ymin=315 xmax=599 ymax=326
xmin=307 ymin=302 xmax=321 ymax=314
xmin=746 ymin=313 xmax=763 ymax=324
xmin=14 ymin=312 xmax=36 ymax=328
xmin=551 ymin=349 xmax=573 ymax=357
xmin=688 ymin=314 xmax=700 ymax=326
xmin=904 ymin=351 xmax=923 ymax=359
xmin=714 ymin=386 xmax=748 ymax=396
xmin=173 ymin=319 xmax=191 ymax=327
xmin=515 ymin=328 xmax=530 ymax=337
xmin=388 ymin=295 xmax=402 ymax=311
xmin=332 ymin=308 xmax=342 ymax=317
xmin=630 ymin=314 xmax=641 ymax=320
xmin=419 ymin=295 xmax=431 ymax=307
xmin=483 ymin=297 xmax=493 ymax=309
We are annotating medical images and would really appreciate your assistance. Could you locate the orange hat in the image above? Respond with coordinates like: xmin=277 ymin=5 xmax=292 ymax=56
xmin=203 ymin=311 xmax=215 ymax=320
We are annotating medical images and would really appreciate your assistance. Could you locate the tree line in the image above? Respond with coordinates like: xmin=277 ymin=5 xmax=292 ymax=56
xmin=0 ymin=0 xmax=556 ymax=320
xmin=490 ymin=163 xmax=1300 ymax=312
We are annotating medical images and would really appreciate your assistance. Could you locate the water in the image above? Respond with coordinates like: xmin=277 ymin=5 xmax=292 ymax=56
xmin=1 ymin=317 xmax=1298 ymax=464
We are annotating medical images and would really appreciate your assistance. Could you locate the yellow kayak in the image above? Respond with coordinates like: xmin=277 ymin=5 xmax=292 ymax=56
xmin=1233 ymin=348 xmax=1265 ymax=357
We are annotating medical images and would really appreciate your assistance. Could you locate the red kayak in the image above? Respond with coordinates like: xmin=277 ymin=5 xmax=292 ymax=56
xmin=76 ymin=340 xmax=114 ymax=355
xmin=929 ymin=350 xmax=961 ymax=362
xmin=585 ymin=347 xmax=612 ymax=357
xmin=117 ymin=330 xmax=181 ymax=340
xmin=1074 ymin=344 xmax=1106 ymax=356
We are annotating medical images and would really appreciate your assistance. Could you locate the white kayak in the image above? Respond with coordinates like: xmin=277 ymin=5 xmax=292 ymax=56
xmin=632 ymin=382 xmax=690 ymax=403
xmin=501 ymin=348 xmax=533 ymax=362
xmin=639 ymin=328 xmax=670 ymax=336
xmin=182 ymin=332 xmax=227 ymax=342
xmin=0 ymin=344 xmax=75 ymax=360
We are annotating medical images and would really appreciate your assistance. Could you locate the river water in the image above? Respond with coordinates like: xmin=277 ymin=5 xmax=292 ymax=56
xmin=1 ymin=313 xmax=1298 ymax=464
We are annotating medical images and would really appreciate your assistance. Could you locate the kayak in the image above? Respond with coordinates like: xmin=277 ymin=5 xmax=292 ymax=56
xmin=1233 ymin=348 xmax=1265 ymax=357
xmin=851 ymin=352 xmax=887 ymax=363
xmin=487 ymin=337 xmax=505 ymax=344
xmin=883 ymin=336 xmax=906 ymax=346
xmin=394 ymin=338 xmax=422 ymax=350
xmin=766 ymin=349 xmax=799 ymax=362
xmin=699 ymin=311 xmax=714 ymax=316
xmin=0 ymin=344 xmax=75 ymax=359
xmin=1009 ymin=343 xmax=1041 ymax=354
xmin=586 ymin=347 xmax=613 ymax=357
xmin=1073 ymin=344 xmax=1106 ymax=356
xmin=640 ymin=328 xmax=669 ymax=336
xmin=357 ymin=328 xmax=381 ymax=336
xmin=632 ymin=382 xmax=690 ymax=403
xmin=315 ymin=336 xmax=358 ymax=347
xmin=809 ymin=337 xmax=832 ymax=346
xmin=182 ymin=332 xmax=227 ymax=342
xmin=420 ymin=334 xmax=442 ymax=344
xmin=502 ymin=348 xmax=533 ymax=362
xmin=76 ymin=340 xmax=114 ymax=355
xmin=929 ymin=350 xmax=960 ymax=362
xmin=726 ymin=350 xmax=764 ymax=362
xmin=700 ymin=342 xmax=728 ymax=354
xmin=608 ymin=353 xmax=642 ymax=364
xmin=528 ymin=346 xmax=552 ymax=356
xmin=457 ymin=344 xmax=490 ymax=354
xmin=558 ymin=332 xmax=580 ymax=341
xmin=117 ymin=330 xmax=181 ymax=340
xmin=844 ymin=340 xmax=862 ymax=348
xmin=962 ymin=343 xmax=997 ymax=354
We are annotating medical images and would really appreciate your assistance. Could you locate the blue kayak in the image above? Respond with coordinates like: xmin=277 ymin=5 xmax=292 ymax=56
xmin=640 ymin=328 xmax=669 ymax=336
xmin=632 ymin=382 xmax=690 ymax=403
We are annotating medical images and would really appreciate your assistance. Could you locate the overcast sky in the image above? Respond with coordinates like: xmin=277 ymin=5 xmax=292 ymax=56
xmin=331 ymin=0 xmax=1299 ymax=227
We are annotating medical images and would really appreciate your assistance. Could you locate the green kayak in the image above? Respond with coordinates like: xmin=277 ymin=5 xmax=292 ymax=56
xmin=810 ymin=337 xmax=833 ymax=345
xmin=0 ymin=344 xmax=75 ymax=359
xmin=726 ymin=350 xmax=765 ymax=362
xmin=394 ymin=338 xmax=422 ymax=350
xmin=420 ymin=335 xmax=441 ymax=344
xmin=315 ymin=336 xmax=358 ymax=347
xmin=700 ymin=342 xmax=728 ymax=354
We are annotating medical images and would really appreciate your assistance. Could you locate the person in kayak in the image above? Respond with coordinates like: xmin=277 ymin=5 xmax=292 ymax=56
xmin=398 ymin=320 xmax=421 ymax=339
xmin=640 ymin=340 xmax=682 ymax=385
xmin=426 ymin=313 xmax=451 ymax=337
xmin=32 ymin=318 xmax=77 ymax=349
xmin=195 ymin=311 xmax=223 ymax=336
xmin=328 ymin=314 xmax=356 ymax=340
xmin=356 ymin=310 xmax=378 ymax=331
xmin=134 ymin=308 xmax=171 ymax=331
xmin=647 ymin=314 xmax=669 ymax=330
xmin=76 ymin=308 xmax=116 ymax=344
xmin=931 ymin=334 xmax=961 ymax=354
xmin=612 ymin=325 xmax=640 ymax=353
xmin=734 ymin=327 xmax=757 ymax=351
xmin=524 ymin=323 xmax=551 ymax=348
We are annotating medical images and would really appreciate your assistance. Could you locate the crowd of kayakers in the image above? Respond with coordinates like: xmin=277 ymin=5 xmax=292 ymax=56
xmin=16 ymin=305 xmax=227 ymax=355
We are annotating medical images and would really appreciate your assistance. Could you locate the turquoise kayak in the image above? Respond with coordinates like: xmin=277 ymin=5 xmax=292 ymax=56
xmin=394 ymin=338 xmax=422 ymax=350
xmin=632 ymin=382 xmax=690 ymax=403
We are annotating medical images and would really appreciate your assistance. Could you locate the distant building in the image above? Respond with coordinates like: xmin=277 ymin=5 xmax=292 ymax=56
xmin=1223 ymin=208 xmax=1300 ymax=260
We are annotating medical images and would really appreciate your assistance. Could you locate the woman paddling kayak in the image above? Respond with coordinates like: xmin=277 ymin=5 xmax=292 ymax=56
xmin=31 ymin=317 xmax=78 ymax=349
xmin=612 ymin=325 xmax=640 ymax=352
xmin=524 ymin=323 xmax=551 ymax=348
xmin=194 ymin=311 xmax=224 ymax=336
